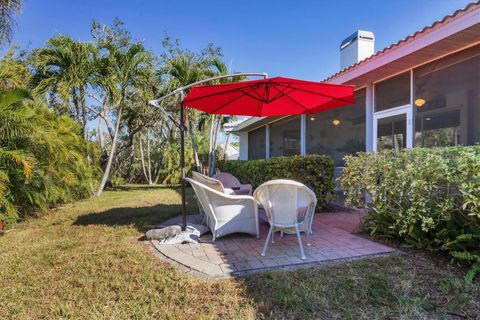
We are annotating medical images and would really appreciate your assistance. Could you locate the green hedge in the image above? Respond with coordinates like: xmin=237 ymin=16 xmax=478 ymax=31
xmin=341 ymin=146 xmax=480 ymax=283
xmin=221 ymin=155 xmax=334 ymax=208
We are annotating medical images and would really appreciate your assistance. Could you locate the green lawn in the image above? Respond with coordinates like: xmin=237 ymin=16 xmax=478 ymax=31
xmin=1 ymin=185 xmax=478 ymax=319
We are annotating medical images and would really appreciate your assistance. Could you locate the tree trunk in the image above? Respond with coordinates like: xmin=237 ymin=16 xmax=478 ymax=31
xmin=208 ymin=115 xmax=221 ymax=177
xmin=98 ymin=103 xmax=112 ymax=170
xmin=146 ymin=128 xmax=152 ymax=184
xmin=71 ymin=88 xmax=81 ymax=125
xmin=207 ymin=115 xmax=214 ymax=176
xmin=102 ymin=103 xmax=115 ymax=140
xmin=223 ymin=132 xmax=230 ymax=162
xmin=95 ymin=104 xmax=123 ymax=196
xmin=152 ymin=120 xmax=165 ymax=184
xmin=187 ymin=117 xmax=201 ymax=172
xmin=80 ymin=86 xmax=88 ymax=140
xmin=139 ymin=133 xmax=150 ymax=184
xmin=98 ymin=115 xmax=105 ymax=150
xmin=127 ymin=138 xmax=135 ymax=183
xmin=153 ymin=168 xmax=162 ymax=184
xmin=210 ymin=116 xmax=221 ymax=176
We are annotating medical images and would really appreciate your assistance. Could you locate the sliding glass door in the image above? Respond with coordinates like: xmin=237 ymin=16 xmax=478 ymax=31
xmin=373 ymin=105 xmax=413 ymax=152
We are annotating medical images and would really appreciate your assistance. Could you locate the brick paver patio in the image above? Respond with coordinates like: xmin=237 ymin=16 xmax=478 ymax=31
xmin=148 ymin=211 xmax=395 ymax=278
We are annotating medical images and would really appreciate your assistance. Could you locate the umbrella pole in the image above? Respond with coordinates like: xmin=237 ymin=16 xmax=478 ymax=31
xmin=180 ymin=102 xmax=187 ymax=231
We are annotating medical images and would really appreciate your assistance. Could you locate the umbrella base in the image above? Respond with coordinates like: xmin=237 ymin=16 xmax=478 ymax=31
xmin=145 ymin=214 xmax=209 ymax=244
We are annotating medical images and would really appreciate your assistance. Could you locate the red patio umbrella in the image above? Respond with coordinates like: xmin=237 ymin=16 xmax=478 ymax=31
xmin=183 ymin=76 xmax=354 ymax=116
xmin=174 ymin=76 xmax=354 ymax=230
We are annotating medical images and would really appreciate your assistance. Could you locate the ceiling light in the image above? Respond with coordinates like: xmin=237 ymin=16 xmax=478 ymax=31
xmin=332 ymin=119 xmax=341 ymax=126
xmin=415 ymin=98 xmax=426 ymax=107
xmin=425 ymin=117 xmax=431 ymax=121
xmin=309 ymin=116 xmax=316 ymax=121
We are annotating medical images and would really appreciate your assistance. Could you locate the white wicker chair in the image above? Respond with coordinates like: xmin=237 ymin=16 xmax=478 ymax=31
xmin=191 ymin=171 xmax=236 ymax=225
xmin=186 ymin=177 xmax=259 ymax=241
xmin=191 ymin=171 xmax=235 ymax=195
xmin=254 ymin=179 xmax=317 ymax=260
xmin=214 ymin=172 xmax=253 ymax=195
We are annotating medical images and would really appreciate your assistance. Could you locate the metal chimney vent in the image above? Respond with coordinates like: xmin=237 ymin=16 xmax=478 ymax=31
xmin=340 ymin=30 xmax=375 ymax=70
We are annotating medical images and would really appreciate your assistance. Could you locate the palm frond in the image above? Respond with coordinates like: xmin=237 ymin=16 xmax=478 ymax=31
xmin=0 ymin=0 xmax=21 ymax=45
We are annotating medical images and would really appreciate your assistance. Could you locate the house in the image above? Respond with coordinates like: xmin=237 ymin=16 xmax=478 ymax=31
xmin=230 ymin=2 xmax=480 ymax=166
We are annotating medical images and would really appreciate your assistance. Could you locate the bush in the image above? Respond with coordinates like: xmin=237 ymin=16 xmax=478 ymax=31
xmin=221 ymin=155 xmax=334 ymax=208
xmin=0 ymin=89 xmax=100 ymax=229
xmin=341 ymin=146 xmax=480 ymax=283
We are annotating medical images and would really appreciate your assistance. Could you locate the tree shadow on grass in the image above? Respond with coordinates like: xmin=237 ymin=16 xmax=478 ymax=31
xmin=74 ymin=204 xmax=178 ymax=233
xmin=73 ymin=190 xmax=196 ymax=233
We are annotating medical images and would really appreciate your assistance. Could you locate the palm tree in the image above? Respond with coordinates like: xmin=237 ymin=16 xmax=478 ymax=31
xmin=0 ymin=49 xmax=30 ymax=89
xmin=0 ymin=88 xmax=97 ymax=228
xmin=32 ymin=36 xmax=96 ymax=138
xmin=0 ymin=0 xmax=21 ymax=45
xmin=0 ymin=88 xmax=34 ymax=226
xmin=95 ymin=41 xmax=154 ymax=196
xmin=0 ymin=88 xmax=33 ymax=181
xmin=205 ymin=58 xmax=244 ymax=175
xmin=164 ymin=53 xmax=211 ymax=172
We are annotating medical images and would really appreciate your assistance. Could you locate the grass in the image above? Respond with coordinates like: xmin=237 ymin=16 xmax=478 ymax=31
xmin=0 ymin=185 xmax=478 ymax=319
xmin=244 ymin=256 xmax=480 ymax=319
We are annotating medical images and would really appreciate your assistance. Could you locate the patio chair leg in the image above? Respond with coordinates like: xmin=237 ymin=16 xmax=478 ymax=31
xmin=261 ymin=226 xmax=274 ymax=257
xmin=295 ymin=225 xmax=306 ymax=260
xmin=271 ymin=230 xmax=275 ymax=244
xmin=280 ymin=231 xmax=284 ymax=238
xmin=306 ymin=228 xmax=311 ymax=247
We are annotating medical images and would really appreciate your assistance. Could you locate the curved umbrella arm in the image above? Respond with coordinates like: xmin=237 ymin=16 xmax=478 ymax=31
xmin=148 ymin=72 xmax=268 ymax=108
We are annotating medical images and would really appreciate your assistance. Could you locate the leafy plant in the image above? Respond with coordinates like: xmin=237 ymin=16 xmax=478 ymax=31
xmin=341 ymin=146 xmax=480 ymax=283
xmin=0 ymin=88 xmax=100 ymax=229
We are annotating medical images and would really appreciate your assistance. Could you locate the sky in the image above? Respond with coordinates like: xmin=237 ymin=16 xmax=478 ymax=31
xmin=11 ymin=0 xmax=475 ymax=81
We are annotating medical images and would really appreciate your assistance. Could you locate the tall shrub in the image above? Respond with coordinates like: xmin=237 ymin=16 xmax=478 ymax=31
xmin=341 ymin=146 xmax=480 ymax=283
xmin=0 ymin=89 xmax=100 ymax=229
xmin=221 ymin=155 xmax=334 ymax=208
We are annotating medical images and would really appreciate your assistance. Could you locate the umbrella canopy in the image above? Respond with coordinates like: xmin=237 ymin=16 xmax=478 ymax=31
xmin=183 ymin=76 xmax=355 ymax=116
xmin=152 ymin=74 xmax=355 ymax=231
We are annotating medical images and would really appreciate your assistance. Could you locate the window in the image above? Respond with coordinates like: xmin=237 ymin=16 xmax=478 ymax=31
xmin=270 ymin=116 xmax=300 ymax=157
xmin=414 ymin=46 xmax=480 ymax=147
xmin=307 ymin=89 xmax=366 ymax=165
xmin=375 ymin=72 xmax=410 ymax=112
xmin=248 ymin=126 xmax=265 ymax=160
xmin=415 ymin=110 xmax=460 ymax=147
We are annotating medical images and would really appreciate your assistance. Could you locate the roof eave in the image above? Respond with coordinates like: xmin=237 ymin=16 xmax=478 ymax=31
xmin=326 ymin=2 xmax=480 ymax=84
